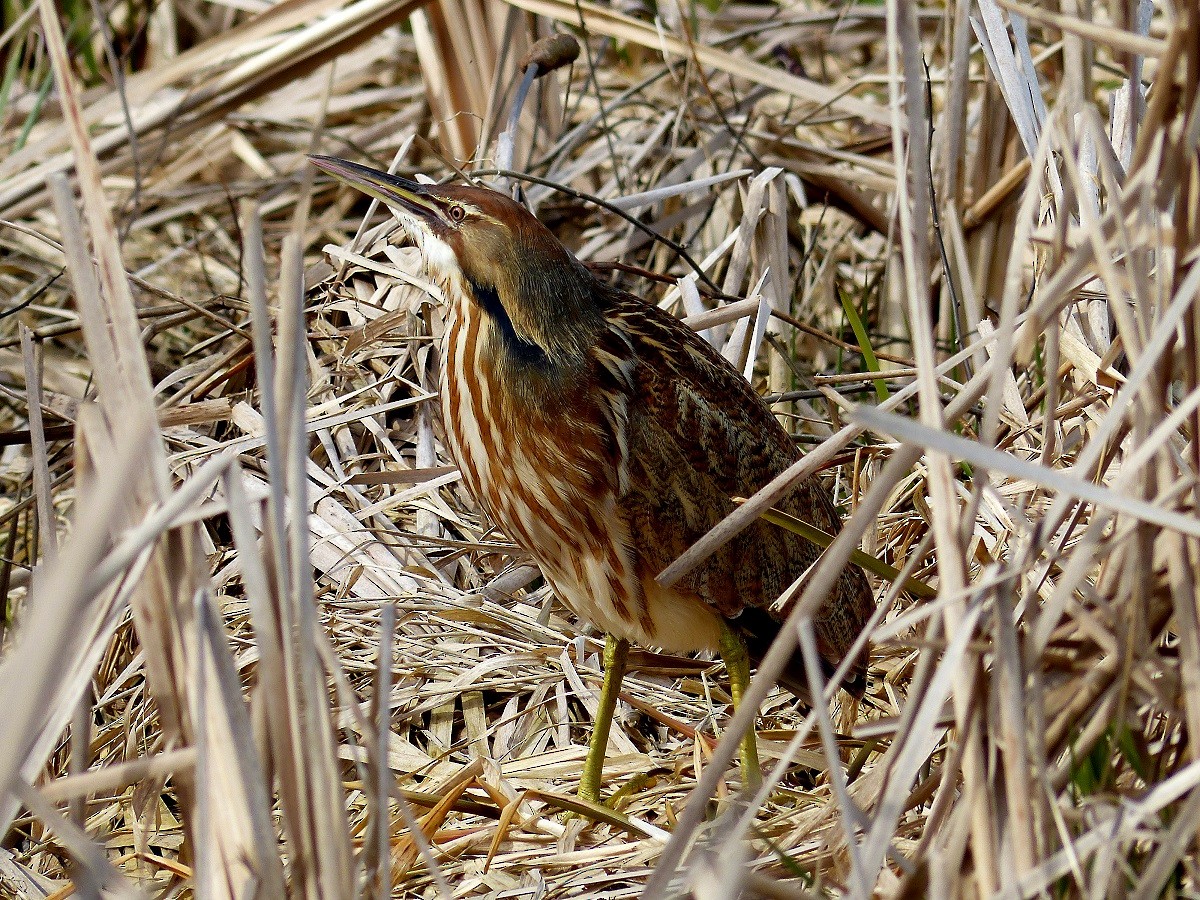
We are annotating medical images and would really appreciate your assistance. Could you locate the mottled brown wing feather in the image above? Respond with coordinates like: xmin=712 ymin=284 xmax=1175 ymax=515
xmin=602 ymin=292 xmax=873 ymax=691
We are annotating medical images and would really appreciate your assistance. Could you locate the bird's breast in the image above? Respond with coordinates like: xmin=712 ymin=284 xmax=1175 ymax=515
xmin=438 ymin=296 xmax=722 ymax=650
xmin=439 ymin=296 xmax=611 ymax=554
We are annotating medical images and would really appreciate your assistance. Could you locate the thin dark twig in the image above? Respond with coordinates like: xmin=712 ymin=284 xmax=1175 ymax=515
xmin=924 ymin=53 xmax=967 ymax=376
xmin=569 ymin=6 xmax=625 ymax=195
xmin=772 ymin=307 xmax=919 ymax=367
xmin=86 ymin=0 xmax=143 ymax=240
xmin=0 ymin=424 xmax=75 ymax=447
xmin=0 ymin=270 xmax=63 ymax=321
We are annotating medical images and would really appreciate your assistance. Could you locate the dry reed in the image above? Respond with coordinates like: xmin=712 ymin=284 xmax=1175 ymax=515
xmin=0 ymin=0 xmax=1196 ymax=897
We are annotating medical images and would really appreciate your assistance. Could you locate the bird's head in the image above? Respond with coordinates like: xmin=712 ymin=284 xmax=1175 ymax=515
xmin=310 ymin=155 xmax=603 ymax=366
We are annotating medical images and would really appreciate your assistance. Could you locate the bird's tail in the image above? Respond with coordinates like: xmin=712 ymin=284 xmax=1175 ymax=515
xmin=732 ymin=606 xmax=867 ymax=706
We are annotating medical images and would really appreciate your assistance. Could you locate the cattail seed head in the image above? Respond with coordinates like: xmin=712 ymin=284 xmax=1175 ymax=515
xmin=520 ymin=33 xmax=580 ymax=76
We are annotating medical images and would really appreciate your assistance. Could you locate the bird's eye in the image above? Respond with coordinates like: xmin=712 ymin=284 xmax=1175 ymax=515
xmin=448 ymin=205 xmax=466 ymax=223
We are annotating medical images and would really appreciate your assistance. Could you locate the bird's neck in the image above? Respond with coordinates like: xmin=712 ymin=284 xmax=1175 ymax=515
xmin=463 ymin=275 xmax=552 ymax=367
xmin=461 ymin=252 xmax=604 ymax=371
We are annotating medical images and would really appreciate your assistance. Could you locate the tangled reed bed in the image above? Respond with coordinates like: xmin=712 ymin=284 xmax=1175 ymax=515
xmin=0 ymin=0 xmax=1197 ymax=896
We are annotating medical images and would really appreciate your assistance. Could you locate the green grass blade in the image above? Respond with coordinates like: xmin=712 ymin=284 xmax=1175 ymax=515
xmin=754 ymin=502 xmax=936 ymax=599
xmin=839 ymin=288 xmax=889 ymax=401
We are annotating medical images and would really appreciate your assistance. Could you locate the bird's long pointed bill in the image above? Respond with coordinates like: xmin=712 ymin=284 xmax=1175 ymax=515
xmin=308 ymin=154 xmax=439 ymax=221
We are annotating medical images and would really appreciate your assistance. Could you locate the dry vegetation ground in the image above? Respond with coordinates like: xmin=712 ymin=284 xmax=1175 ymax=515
xmin=0 ymin=0 xmax=1197 ymax=897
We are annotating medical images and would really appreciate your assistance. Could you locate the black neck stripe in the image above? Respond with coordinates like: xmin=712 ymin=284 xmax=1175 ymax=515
xmin=466 ymin=277 xmax=547 ymax=365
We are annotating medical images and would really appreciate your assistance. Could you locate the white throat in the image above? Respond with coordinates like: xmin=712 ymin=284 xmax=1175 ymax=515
xmin=389 ymin=208 xmax=459 ymax=283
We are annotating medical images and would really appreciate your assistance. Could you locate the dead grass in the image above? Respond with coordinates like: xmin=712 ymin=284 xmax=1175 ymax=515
xmin=0 ymin=0 xmax=1197 ymax=897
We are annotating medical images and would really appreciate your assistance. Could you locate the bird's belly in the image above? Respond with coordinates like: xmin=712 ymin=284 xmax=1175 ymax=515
xmin=529 ymin=544 xmax=719 ymax=654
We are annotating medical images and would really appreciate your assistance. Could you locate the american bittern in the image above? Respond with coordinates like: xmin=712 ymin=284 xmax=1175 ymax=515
xmin=310 ymin=156 xmax=874 ymax=801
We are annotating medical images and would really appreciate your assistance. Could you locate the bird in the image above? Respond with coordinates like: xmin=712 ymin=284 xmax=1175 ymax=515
xmin=309 ymin=155 xmax=875 ymax=802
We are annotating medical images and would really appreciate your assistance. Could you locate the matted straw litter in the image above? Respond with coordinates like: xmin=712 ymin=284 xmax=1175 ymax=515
xmin=0 ymin=0 xmax=1197 ymax=897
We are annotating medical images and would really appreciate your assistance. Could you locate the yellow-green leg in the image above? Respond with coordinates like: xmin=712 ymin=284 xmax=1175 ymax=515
xmin=579 ymin=634 xmax=630 ymax=804
xmin=718 ymin=622 xmax=762 ymax=790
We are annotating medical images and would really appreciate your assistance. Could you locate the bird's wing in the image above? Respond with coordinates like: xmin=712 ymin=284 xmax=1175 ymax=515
xmin=598 ymin=293 xmax=872 ymax=673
